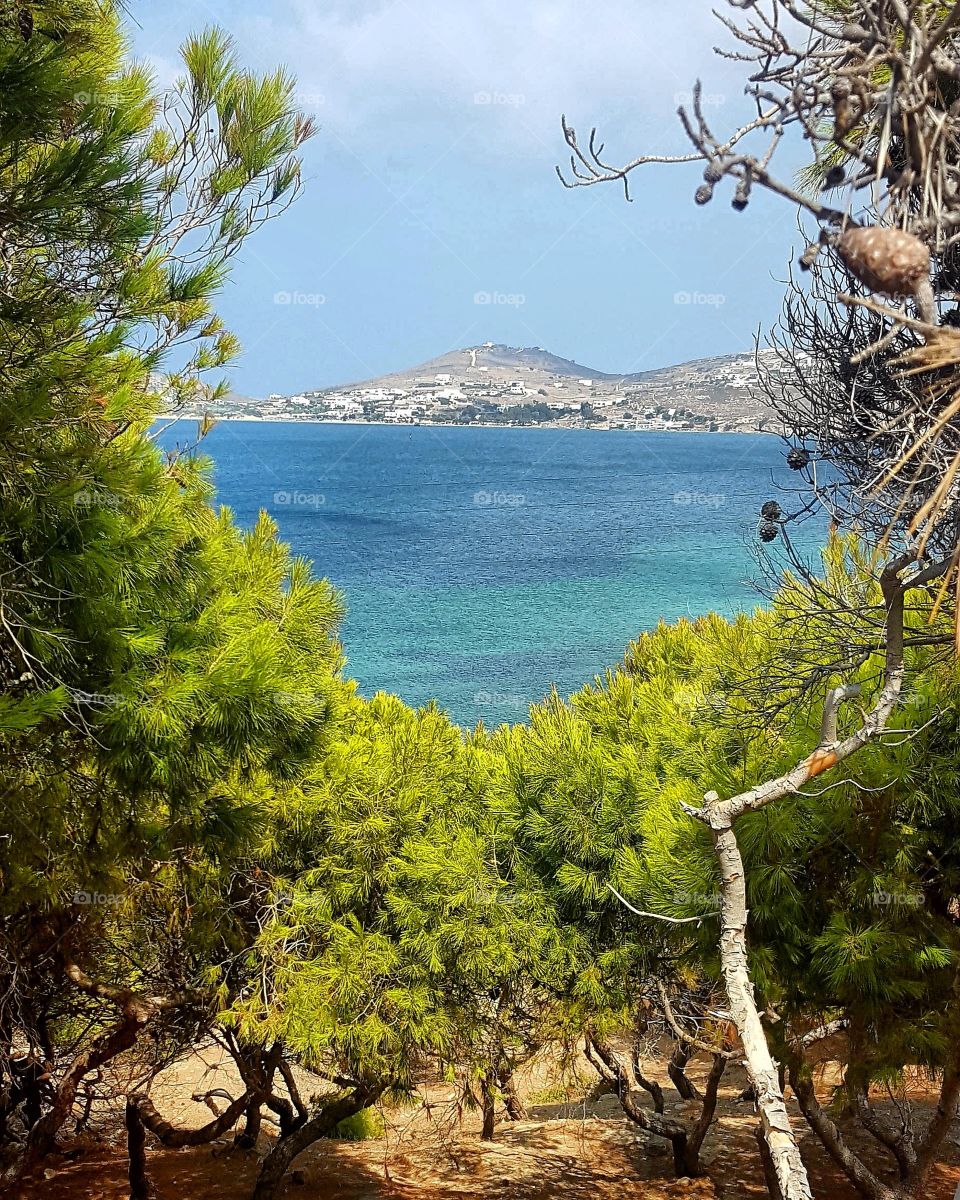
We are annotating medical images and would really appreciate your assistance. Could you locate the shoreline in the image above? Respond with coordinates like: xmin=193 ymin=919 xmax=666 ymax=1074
xmin=164 ymin=415 xmax=774 ymax=435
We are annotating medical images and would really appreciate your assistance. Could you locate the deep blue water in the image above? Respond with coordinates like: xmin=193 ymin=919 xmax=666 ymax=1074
xmin=156 ymin=421 xmax=799 ymax=726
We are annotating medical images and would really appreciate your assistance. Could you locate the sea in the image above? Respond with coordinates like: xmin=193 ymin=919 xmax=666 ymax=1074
xmin=155 ymin=421 xmax=806 ymax=727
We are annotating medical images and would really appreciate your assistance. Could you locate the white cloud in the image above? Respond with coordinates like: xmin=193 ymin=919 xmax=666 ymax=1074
xmin=211 ymin=0 xmax=741 ymax=157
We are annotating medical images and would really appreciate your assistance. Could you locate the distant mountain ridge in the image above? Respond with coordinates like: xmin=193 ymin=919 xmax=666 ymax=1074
xmin=326 ymin=342 xmax=766 ymax=391
xmin=181 ymin=342 xmax=779 ymax=431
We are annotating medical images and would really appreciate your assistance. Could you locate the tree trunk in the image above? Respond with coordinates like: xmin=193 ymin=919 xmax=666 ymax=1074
xmin=687 ymin=1053 xmax=727 ymax=1160
xmin=632 ymin=1049 xmax=665 ymax=1113
xmin=20 ymin=1012 xmax=143 ymax=1176
xmin=620 ymin=1085 xmax=696 ymax=1175
xmin=132 ymin=1089 xmax=253 ymax=1148
xmin=685 ymin=558 xmax=913 ymax=1200
xmin=787 ymin=1043 xmax=960 ymax=1200
xmin=499 ymin=1068 xmax=526 ymax=1121
xmin=667 ymin=1043 xmax=701 ymax=1102
xmin=251 ymin=1086 xmax=382 ymax=1200
xmin=125 ymin=1098 xmax=151 ymax=1200
xmin=756 ymin=1121 xmax=785 ymax=1200
xmin=852 ymin=1088 xmax=915 ymax=1181
xmin=905 ymin=1055 xmax=960 ymax=1196
xmin=19 ymin=961 xmax=187 ymax=1180
xmin=235 ymin=1098 xmax=263 ymax=1149
xmin=587 ymin=1035 xmax=701 ymax=1176
xmin=480 ymin=1070 xmax=497 ymax=1140
xmin=788 ymin=1060 xmax=896 ymax=1200
xmin=22 ymin=1070 xmax=44 ymax=1132
xmin=709 ymin=816 xmax=813 ymax=1200
xmin=225 ymin=1040 xmax=296 ymax=1138
xmin=277 ymin=1059 xmax=308 ymax=1130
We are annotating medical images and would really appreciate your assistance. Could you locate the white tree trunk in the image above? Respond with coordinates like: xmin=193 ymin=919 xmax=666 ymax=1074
xmin=710 ymin=815 xmax=812 ymax=1199
xmin=686 ymin=556 xmax=924 ymax=1200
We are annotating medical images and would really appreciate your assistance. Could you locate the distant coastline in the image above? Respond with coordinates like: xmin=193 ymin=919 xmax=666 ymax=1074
xmin=166 ymin=413 xmax=774 ymax=434
xmin=156 ymin=343 xmax=777 ymax=433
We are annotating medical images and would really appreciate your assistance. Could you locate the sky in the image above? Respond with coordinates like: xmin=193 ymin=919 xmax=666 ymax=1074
xmin=128 ymin=1 xmax=808 ymax=397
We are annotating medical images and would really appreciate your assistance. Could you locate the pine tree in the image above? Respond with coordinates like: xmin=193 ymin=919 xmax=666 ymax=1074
xmin=494 ymin=544 xmax=960 ymax=1192
xmin=141 ymin=695 xmax=552 ymax=1199
xmin=0 ymin=0 xmax=343 ymax=1171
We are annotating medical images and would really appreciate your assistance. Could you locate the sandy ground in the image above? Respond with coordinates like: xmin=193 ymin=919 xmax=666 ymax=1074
xmin=14 ymin=1043 xmax=960 ymax=1200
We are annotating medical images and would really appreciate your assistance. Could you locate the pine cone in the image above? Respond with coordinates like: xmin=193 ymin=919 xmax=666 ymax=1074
xmin=760 ymin=500 xmax=782 ymax=521
xmin=759 ymin=520 xmax=779 ymax=543
xmin=837 ymin=226 xmax=930 ymax=298
xmin=786 ymin=447 xmax=810 ymax=470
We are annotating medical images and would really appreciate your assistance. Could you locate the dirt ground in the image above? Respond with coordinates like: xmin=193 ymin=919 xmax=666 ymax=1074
xmin=13 ymin=1044 xmax=960 ymax=1200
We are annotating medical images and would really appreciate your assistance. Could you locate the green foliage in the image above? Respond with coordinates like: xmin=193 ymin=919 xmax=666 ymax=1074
xmin=0 ymin=4 xmax=566 ymax=1161
xmin=332 ymin=1107 xmax=386 ymax=1141
xmin=0 ymin=1 xmax=336 ymax=1116
xmin=223 ymin=695 xmax=568 ymax=1094
xmin=5 ymin=6 xmax=960 ymax=1178
xmin=0 ymin=0 xmax=326 ymax=900
xmin=493 ymin=536 xmax=960 ymax=1097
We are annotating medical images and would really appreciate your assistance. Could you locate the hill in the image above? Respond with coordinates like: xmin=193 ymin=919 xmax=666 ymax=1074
xmin=182 ymin=343 xmax=781 ymax=432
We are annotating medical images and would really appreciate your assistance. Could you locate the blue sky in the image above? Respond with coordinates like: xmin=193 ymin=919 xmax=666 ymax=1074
xmin=128 ymin=1 xmax=806 ymax=397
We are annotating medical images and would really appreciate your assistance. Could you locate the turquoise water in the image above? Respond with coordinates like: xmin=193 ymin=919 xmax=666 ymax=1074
xmin=157 ymin=422 xmax=798 ymax=726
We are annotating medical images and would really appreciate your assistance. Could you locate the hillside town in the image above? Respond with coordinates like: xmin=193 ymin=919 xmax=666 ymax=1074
xmin=181 ymin=344 xmax=781 ymax=432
